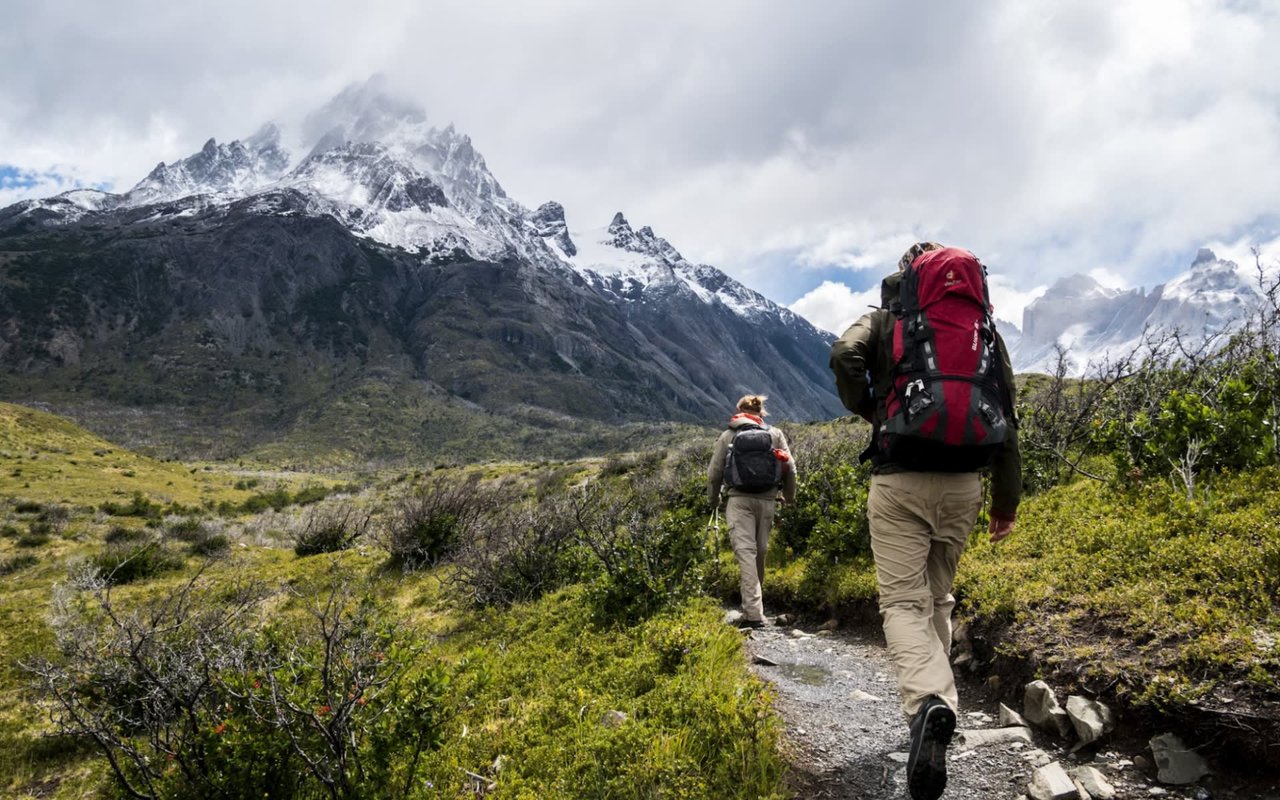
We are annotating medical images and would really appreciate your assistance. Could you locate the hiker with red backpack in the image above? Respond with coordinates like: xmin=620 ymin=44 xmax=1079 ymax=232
xmin=707 ymin=394 xmax=797 ymax=629
xmin=830 ymin=242 xmax=1021 ymax=800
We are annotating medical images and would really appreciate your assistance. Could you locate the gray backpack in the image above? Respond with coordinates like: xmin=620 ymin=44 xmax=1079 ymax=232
xmin=724 ymin=424 xmax=782 ymax=492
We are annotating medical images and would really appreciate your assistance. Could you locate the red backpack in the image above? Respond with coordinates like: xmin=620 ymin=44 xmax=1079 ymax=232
xmin=879 ymin=247 xmax=1011 ymax=471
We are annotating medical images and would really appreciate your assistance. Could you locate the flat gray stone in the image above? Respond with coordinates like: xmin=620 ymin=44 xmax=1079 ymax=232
xmin=956 ymin=726 xmax=1033 ymax=751
xmin=1028 ymin=761 xmax=1078 ymax=800
xmin=1150 ymin=733 xmax=1211 ymax=785
xmin=1072 ymin=765 xmax=1116 ymax=799
xmin=1000 ymin=702 xmax=1031 ymax=728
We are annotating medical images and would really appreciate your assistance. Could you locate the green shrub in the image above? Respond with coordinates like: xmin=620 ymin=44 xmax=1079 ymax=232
xmin=291 ymin=484 xmax=332 ymax=506
xmin=573 ymin=480 xmax=713 ymax=624
xmin=772 ymin=424 xmax=869 ymax=557
xmin=0 ymin=553 xmax=38 ymax=575
xmin=99 ymin=491 xmax=164 ymax=519
xmin=292 ymin=502 xmax=370 ymax=557
xmin=104 ymin=525 xmax=146 ymax=544
xmin=91 ymin=541 xmax=184 ymax=585
xmin=189 ymin=532 xmax=230 ymax=557
xmin=13 ymin=500 xmax=43 ymax=514
xmin=235 ymin=487 xmax=293 ymax=514
xmin=17 ymin=524 xmax=51 ymax=548
xmin=450 ymin=494 xmax=583 ymax=606
xmin=1100 ymin=375 xmax=1271 ymax=482
xmin=28 ymin=572 xmax=450 ymax=800
xmin=374 ymin=475 xmax=497 ymax=570
xmin=162 ymin=515 xmax=206 ymax=542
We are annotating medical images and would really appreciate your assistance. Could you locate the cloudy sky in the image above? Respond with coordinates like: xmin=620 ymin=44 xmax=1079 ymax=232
xmin=3 ymin=0 xmax=1279 ymax=333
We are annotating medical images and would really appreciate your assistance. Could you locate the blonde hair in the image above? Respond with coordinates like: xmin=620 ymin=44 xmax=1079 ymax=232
xmin=736 ymin=394 xmax=768 ymax=416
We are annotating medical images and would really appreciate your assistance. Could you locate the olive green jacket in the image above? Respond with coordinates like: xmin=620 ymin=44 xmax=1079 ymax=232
xmin=828 ymin=272 xmax=1022 ymax=521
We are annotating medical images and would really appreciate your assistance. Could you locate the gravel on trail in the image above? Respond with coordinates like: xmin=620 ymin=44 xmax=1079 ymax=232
xmin=737 ymin=614 xmax=1277 ymax=800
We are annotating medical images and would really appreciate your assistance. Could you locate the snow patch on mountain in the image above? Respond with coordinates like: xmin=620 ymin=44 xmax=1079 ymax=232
xmin=122 ymin=124 xmax=290 ymax=207
xmin=560 ymin=210 xmax=792 ymax=324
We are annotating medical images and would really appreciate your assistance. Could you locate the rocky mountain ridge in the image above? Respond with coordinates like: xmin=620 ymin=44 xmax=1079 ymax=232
xmin=0 ymin=79 xmax=843 ymax=461
xmin=1010 ymin=248 xmax=1263 ymax=374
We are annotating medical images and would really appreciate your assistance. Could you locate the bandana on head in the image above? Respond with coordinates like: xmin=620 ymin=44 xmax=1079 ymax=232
xmin=898 ymin=241 xmax=944 ymax=272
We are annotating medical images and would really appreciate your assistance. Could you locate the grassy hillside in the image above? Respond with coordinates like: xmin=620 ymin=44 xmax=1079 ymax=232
xmin=0 ymin=402 xmax=253 ymax=507
xmin=960 ymin=469 xmax=1280 ymax=700
xmin=0 ymin=409 xmax=784 ymax=800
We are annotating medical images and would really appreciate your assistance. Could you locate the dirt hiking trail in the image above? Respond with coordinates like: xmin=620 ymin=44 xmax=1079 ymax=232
xmin=739 ymin=616 xmax=1280 ymax=800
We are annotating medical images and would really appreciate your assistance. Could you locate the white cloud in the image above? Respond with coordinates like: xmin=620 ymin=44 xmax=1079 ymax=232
xmin=789 ymin=281 xmax=882 ymax=336
xmin=1086 ymin=268 xmax=1130 ymax=291
xmin=1 ymin=0 xmax=1278 ymax=303
xmin=987 ymin=274 xmax=1047 ymax=330
xmin=790 ymin=271 xmax=1045 ymax=338
xmin=1204 ymin=233 xmax=1280 ymax=285
xmin=0 ymin=168 xmax=99 ymax=208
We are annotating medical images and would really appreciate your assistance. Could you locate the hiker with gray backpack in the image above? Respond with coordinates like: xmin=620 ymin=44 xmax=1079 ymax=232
xmin=830 ymin=242 xmax=1021 ymax=800
xmin=707 ymin=394 xmax=797 ymax=629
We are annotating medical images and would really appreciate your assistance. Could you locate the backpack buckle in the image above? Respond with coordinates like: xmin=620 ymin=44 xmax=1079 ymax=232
xmin=904 ymin=379 xmax=933 ymax=419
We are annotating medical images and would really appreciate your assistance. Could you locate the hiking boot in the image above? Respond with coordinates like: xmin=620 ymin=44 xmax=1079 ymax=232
xmin=906 ymin=695 xmax=955 ymax=800
xmin=738 ymin=618 xmax=767 ymax=630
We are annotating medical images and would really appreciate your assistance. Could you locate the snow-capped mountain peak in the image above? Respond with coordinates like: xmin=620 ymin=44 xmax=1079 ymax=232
xmin=4 ymin=78 xmax=825 ymax=333
xmin=1012 ymin=249 xmax=1262 ymax=374
xmin=122 ymin=123 xmax=290 ymax=207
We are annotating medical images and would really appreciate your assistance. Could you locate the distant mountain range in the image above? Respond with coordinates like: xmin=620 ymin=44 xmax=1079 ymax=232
xmin=0 ymin=78 xmax=842 ymax=462
xmin=1006 ymin=249 xmax=1263 ymax=374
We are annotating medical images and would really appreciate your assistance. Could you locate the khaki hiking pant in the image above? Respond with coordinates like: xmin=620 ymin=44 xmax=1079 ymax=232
xmin=726 ymin=494 xmax=776 ymax=623
xmin=867 ymin=471 xmax=982 ymax=717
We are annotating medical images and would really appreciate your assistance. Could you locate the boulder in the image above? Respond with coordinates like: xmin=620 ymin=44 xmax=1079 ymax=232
xmin=1072 ymin=765 xmax=1116 ymax=799
xmin=999 ymin=702 xmax=1031 ymax=728
xmin=1025 ymin=680 xmax=1073 ymax=738
xmin=1066 ymin=696 xmax=1115 ymax=745
xmin=1150 ymin=733 xmax=1211 ymax=785
xmin=1028 ymin=761 xmax=1078 ymax=800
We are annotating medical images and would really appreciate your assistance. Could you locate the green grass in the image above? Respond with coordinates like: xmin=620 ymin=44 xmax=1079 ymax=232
xmin=0 ymin=402 xmax=252 ymax=508
xmin=0 ymin=411 xmax=785 ymax=799
xmin=418 ymin=588 xmax=786 ymax=799
xmin=958 ymin=468 xmax=1280 ymax=706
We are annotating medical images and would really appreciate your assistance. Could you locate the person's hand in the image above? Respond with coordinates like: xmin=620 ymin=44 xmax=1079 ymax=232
xmin=988 ymin=516 xmax=1014 ymax=543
